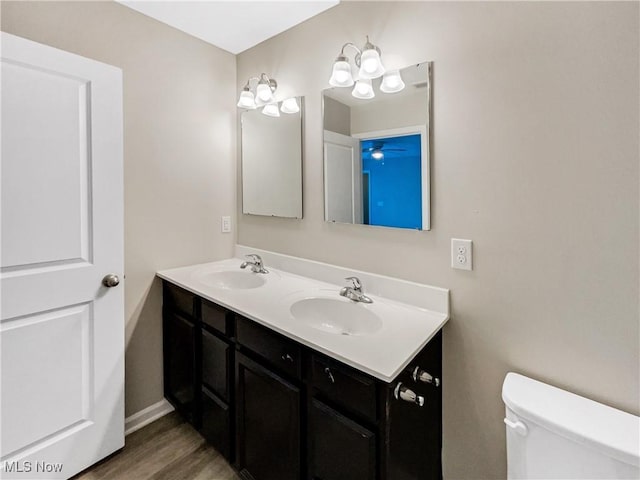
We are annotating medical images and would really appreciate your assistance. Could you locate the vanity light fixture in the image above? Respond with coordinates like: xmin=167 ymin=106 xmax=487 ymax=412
xmin=237 ymin=75 xmax=300 ymax=117
xmin=328 ymin=36 xmax=405 ymax=98
xmin=261 ymin=103 xmax=281 ymax=117
xmin=328 ymin=54 xmax=355 ymax=87
xmin=352 ymin=78 xmax=375 ymax=100
xmin=237 ymin=73 xmax=278 ymax=109
xmin=380 ymin=69 xmax=405 ymax=93
xmin=256 ymin=74 xmax=277 ymax=103
xmin=358 ymin=37 xmax=385 ymax=79
xmin=280 ymin=97 xmax=300 ymax=114
xmin=237 ymin=85 xmax=257 ymax=109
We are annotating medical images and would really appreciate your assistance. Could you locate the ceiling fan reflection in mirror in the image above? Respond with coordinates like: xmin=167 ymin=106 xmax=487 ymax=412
xmin=362 ymin=140 xmax=406 ymax=160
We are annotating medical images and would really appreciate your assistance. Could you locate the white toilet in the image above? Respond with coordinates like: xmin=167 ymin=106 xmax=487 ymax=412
xmin=502 ymin=372 xmax=640 ymax=479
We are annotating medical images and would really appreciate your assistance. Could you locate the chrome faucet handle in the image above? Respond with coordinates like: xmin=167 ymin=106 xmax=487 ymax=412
xmin=344 ymin=276 xmax=362 ymax=292
xmin=394 ymin=382 xmax=424 ymax=407
xmin=242 ymin=254 xmax=268 ymax=274
xmin=245 ymin=254 xmax=262 ymax=265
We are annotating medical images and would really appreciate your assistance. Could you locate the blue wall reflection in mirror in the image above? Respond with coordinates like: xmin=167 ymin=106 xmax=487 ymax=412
xmin=361 ymin=134 xmax=422 ymax=229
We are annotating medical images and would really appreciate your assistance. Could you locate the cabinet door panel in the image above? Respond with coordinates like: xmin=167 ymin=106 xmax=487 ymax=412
xmin=164 ymin=310 xmax=196 ymax=422
xmin=201 ymin=387 xmax=231 ymax=461
xmin=236 ymin=352 xmax=300 ymax=480
xmin=202 ymin=328 xmax=230 ymax=401
xmin=310 ymin=399 xmax=376 ymax=480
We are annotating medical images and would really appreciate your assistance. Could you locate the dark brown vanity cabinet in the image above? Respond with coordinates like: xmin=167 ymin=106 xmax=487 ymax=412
xmin=162 ymin=280 xmax=443 ymax=480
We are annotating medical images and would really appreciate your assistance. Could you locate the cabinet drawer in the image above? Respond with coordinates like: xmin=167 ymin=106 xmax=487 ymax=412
xmin=236 ymin=316 xmax=301 ymax=380
xmin=202 ymin=300 xmax=229 ymax=336
xmin=201 ymin=387 xmax=232 ymax=461
xmin=163 ymin=282 xmax=196 ymax=318
xmin=202 ymin=329 xmax=231 ymax=401
xmin=311 ymin=354 xmax=377 ymax=422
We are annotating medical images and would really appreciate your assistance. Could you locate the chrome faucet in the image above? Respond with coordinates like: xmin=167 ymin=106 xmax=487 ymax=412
xmin=240 ymin=254 xmax=268 ymax=274
xmin=339 ymin=276 xmax=373 ymax=303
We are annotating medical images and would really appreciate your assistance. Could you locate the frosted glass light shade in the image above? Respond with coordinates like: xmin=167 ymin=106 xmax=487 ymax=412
xmin=256 ymin=83 xmax=274 ymax=103
xmin=371 ymin=149 xmax=384 ymax=160
xmin=329 ymin=59 xmax=354 ymax=87
xmin=262 ymin=103 xmax=280 ymax=117
xmin=280 ymin=97 xmax=300 ymax=114
xmin=358 ymin=48 xmax=385 ymax=79
xmin=352 ymin=78 xmax=375 ymax=99
xmin=237 ymin=90 xmax=257 ymax=109
xmin=380 ymin=70 xmax=405 ymax=93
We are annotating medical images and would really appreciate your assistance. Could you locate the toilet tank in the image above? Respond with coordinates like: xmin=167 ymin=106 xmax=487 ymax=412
xmin=502 ymin=372 xmax=640 ymax=480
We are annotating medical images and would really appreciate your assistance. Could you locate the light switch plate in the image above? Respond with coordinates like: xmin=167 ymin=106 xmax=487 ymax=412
xmin=451 ymin=238 xmax=472 ymax=271
xmin=221 ymin=216 xmax=231 ymax=233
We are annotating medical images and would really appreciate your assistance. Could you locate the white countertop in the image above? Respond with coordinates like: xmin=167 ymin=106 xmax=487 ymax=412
xmin=157 ymin=251 xmax=449 ymax=383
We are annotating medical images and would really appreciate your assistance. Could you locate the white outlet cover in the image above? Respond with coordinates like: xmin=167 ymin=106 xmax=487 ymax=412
xmin=451 ymin=238 xmax=472 ymax=271
xmin=221 ymin=216 xmax=231 ymax=233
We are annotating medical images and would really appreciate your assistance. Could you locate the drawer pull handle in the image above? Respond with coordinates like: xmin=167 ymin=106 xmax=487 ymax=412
xmin=281 ymin=353 xmax=294 ymax=363
xmin=412 ymin=366 xmax=440 ymax=387
xmin=324 ymin=367 xmax=336 ymax=384
xmin=394 ymin=382 xmax=424 ymax=407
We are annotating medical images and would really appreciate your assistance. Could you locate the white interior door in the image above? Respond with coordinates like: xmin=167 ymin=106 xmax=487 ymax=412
xmin=0 ymin=33 xmax=124 ymax=479
xmin=323 ymin=130 xmax=362 ymax=224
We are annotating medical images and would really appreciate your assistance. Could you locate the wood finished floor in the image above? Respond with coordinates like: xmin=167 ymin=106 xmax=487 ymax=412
xmin=73 ymin=412 xmax=240 ymax=480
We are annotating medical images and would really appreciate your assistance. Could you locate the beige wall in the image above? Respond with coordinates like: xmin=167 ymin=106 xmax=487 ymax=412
xmin=1 ymin=1 xmax=237 ymax=417
xmin=237 ymin=2 xmax=640 ymax=479
xmin=351 ymin=90 xmax=427 ymax=135
xmin=324 ymin=95 xmax=351 ymax=135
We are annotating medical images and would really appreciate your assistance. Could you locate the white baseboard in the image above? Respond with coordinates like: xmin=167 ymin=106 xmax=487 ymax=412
xmin=124 ymin=398 xmax=174 ymax=436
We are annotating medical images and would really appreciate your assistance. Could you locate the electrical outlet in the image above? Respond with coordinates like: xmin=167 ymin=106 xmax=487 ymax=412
xmin=451 ymin=238 xmax=472 ymax=271
xmin=221 ymin=216 xmax=231 ymax=233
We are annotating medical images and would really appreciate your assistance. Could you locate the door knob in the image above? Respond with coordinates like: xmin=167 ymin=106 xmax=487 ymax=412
xmin=102 ymin=274 xmax=120 ymax=288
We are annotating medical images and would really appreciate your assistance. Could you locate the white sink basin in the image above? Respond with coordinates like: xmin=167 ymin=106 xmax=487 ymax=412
xmin=290 ymin=297 xmax=383 ymax=336
xmin=195 ymin=270 xmax=267 ymax=290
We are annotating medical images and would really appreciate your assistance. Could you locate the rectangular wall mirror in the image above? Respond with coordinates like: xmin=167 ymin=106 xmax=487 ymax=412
xmin=322 ymin=62 xmax=431 ymax=230
xmin=242 ymin=97 xmax=304 ymax=218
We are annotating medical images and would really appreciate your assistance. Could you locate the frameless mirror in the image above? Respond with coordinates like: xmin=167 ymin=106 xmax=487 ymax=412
xmin=242 ymin=97 xmax=304 ymax=218
xmin=322 ymin=62 xmax=431 ymax=230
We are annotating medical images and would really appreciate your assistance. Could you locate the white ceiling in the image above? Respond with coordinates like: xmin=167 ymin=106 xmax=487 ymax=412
xmin=116 ymin=0 xmax=339 ymax=54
